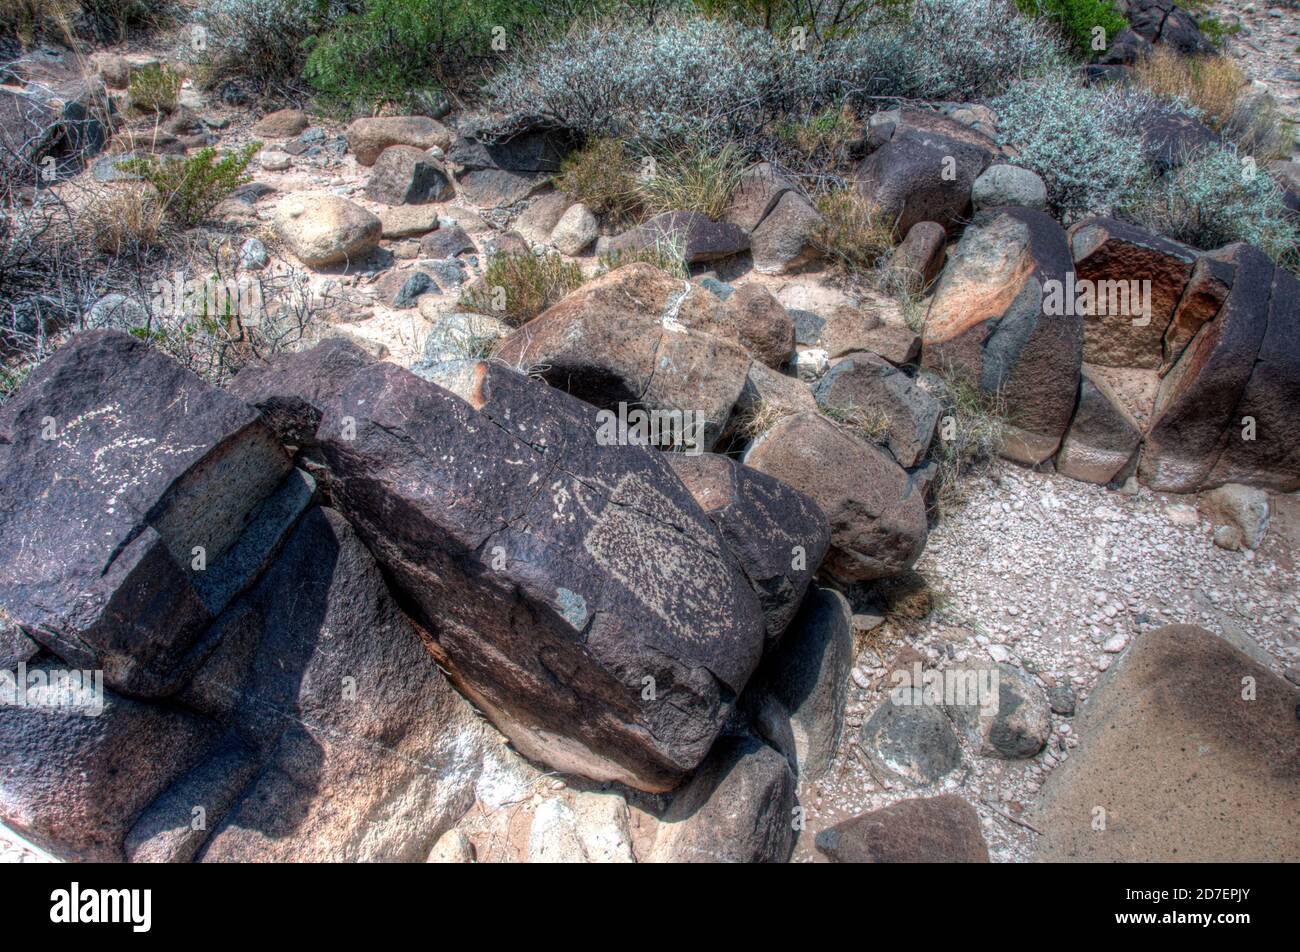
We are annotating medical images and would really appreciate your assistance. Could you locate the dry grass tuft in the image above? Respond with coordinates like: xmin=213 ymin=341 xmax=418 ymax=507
xmin=639 ymin=141 xmax=747 ymax=221
xmin=1133 ymin=48 xmax=1245 ymax=131
xmin=810 ymin=187 xmax=897 ymax=273
xmin=461 ymin=251 xmax=583 ymax=327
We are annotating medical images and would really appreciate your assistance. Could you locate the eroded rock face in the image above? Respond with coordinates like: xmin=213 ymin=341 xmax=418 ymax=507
xmin=495 ymin=264 xmax=753 ymax=451
xmin=923 ymin=207 xmax=1081 ymax=465
xmin=364 ymin=145 xmax=453 ymax=205
xmin=743 ymin=412 xmax=927 ymax=583
xmin=0 ymin=331 xmax=295 ymax=696
xmin=1068 ymin=218 xmax=1197 ymax=369
xmin=665 ymin=454 xmax=829 ymax=647
xmin=1139 ymin=243 xmax=1272 ymax=492
xmin=233 ymin=348 xmax=767 ymax=791
xmin=1055 ymin=367 xmax=1142 ymax=485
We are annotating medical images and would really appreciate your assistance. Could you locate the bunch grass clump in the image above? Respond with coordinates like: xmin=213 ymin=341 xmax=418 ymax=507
xmin=1133 ymin=48 xmax=1246 ymax=131
xmin=127 ymin=63 xmax=181 ymax=114
xmin=810 ymin=188 xmax=896 ymax=273
xmin=639 ymin=141 xmax=746 ymax=221
xmin=461 ymin=251 xmax=583 ymax=327
xmin=553 ymin=138 xmax=644 ymax=225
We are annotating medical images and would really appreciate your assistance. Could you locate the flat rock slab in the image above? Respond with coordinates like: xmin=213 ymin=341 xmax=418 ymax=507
xmin=1033 ymin=625 xmax=1300 ymax=862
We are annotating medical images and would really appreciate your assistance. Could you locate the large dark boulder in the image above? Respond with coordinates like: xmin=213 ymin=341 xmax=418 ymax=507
xmin=646 ymin=733 xmax=797 ymax=863
xmin=856 ymin=109 xmax=998 ymax=237
xmin=171 ymin=506 xmax=482 ymax=862
xmin=0 ymin=331 xmax=301 ymax=696
xmin=665 ymin=453 xmax=829 ymax=648
xmin=816 ymin=796 xmax=989 ymax=863
xmin=1139 ymin=243 xmax=1273 ymax=492
xmin=230 ymin=346 xmax=768 ymax=792
xmin=743 ymin=412 xmax=927 ymax=583
xmin=923 ymin=207 xmax=1081 ymax=464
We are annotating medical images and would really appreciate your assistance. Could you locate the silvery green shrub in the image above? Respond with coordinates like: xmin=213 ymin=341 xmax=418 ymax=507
xmin=488 ymin=17 xmax=825 ymax=145
xmin=992 ymin=73 xmax=1149 ymax=220
xmin=1127 ymin=144 xmax=1300 ymax=263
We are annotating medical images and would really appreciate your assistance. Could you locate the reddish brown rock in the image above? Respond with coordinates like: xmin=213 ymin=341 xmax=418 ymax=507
xmin=724 ymin=162 xmax=794 ymax=232
xmin=1160 ymin=249 xmax=1234 ymax=375
xmin=607 ymin=211 xmax=749 ymax=264
xmin=1139 ymin=243 xmax=1273 ymax=492
xmin=1033 ymin=625 xmax=1299 ymax=862
xmin=495 ymin=264 xmax=752 ymax=451
xmin=1069 ymin=218 xmax=1197 ymax=369
xmin=721 ymin=283 xmax=796 ymax=368
xmin=889 ymin=220 xmax=947 ymax=291
xmin=346 ymin=115 xmax=451 ymax=166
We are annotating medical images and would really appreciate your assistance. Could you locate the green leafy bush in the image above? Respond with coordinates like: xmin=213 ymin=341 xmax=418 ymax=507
xmin=1126 ymin=145 xmax=1300 ymax=264
xmin=303 ymin=0 xmax=551 ymax=106
xmin=123 ymin=144 xmax=259 ymax=228
xmin=461 ymin=251 xmax=583 ymax=327
xmin=1015 ymin=0 xmax=1126 ymax=58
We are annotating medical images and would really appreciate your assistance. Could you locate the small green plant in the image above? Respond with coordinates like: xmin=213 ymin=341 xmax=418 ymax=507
xmin=638 ymin=141 xmax=747 ymax=221
xmin=553 ymin=138 xmax=643 ymax=225
xmin=461 ymin=251 xmax=583 ymax=327
xmin=123 ymin=143 xmax=259 ymax=228
xmin=1015 ymin=0 xmax=1126 ymax=58
xmin=809 ymin=187 xmax=897 ymax=273
xmin=128 ymin=64 xmax=182 ymax=114
xmin=1197 ymin=17 xmax=1241 ymax=48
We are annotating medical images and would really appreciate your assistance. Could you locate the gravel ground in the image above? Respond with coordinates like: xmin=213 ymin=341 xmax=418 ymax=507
xmin=795 ymin=464 xmax=1299 ymax=863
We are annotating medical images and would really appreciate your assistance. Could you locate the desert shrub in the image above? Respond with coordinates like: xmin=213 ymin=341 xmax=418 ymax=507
xmin=1133 ymin=47 xmax=1245 ymax=130
xmin=993 ymin=72 xmax=1150 ymax=220
xmin=597 ymin=232 xmax=689 ymax=277
xmin=1126 ymin=144 xmax=1300 ymax=263
xmin=809 ymin=187 xmax=895 ymax=272
xmin=123 ymin=144 xmax=258 ymax=227
xmin=303 ymin=0 xmax=553 ymax=106
xmin=1197 ymin=16 xmax=1241 ymax=48
xmin=190 ymin=0 xmax=332 ymax=93
xmin=461 ymin=251 xmax=583 ymax=326
xmin=639 ymin=141 xmax=746 ymax=220
xmin=127 ymin=63 xmax=181 ymax=113
xmin=1015 ymin=0 xmax=1126 ymax=58
xmin=553 ymin=138 xmax=644 ymax=223
xmin=825 ymin=0 xmax=1063 ymax=104
xmin=488 ymin=15 xmax=825 ymax=147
